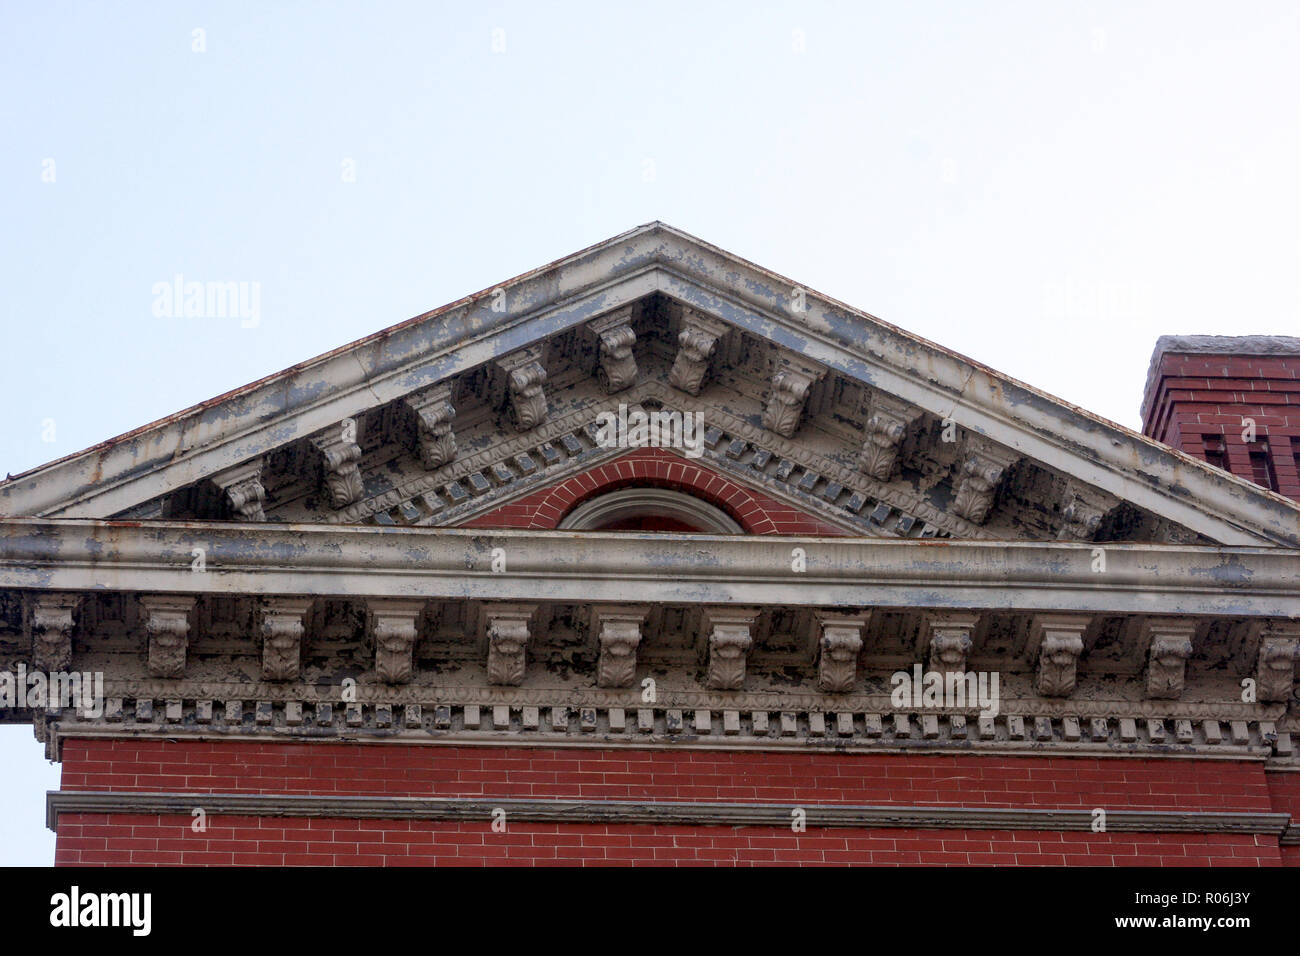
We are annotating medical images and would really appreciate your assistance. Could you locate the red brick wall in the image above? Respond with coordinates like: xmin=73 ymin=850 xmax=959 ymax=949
xmin=457 ymin=447 xmax=847 ymax=534
xmin=1266 ymin=772 xmax=1300 ymax=867
xmin=1142 ymin=351 xmax=1300 ymax=500
xmin=54 ymin=740 xmax=1286 ymax=866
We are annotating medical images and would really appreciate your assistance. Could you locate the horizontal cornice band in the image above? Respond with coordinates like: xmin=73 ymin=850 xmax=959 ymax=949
xmin=38 ymin=726 xmax=1275 ymax=767
xmin=45 ymin=789 xmax=1291 ymax=836
xmin=2 ymin=519 xmax=1298 ymax=616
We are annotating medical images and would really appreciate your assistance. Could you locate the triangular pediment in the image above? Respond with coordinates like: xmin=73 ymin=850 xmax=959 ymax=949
xmin=3 ymin=223 xmax=1298 ymax=546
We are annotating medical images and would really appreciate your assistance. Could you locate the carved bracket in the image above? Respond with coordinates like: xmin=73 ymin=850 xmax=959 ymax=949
xmin=1257 ymin=623 xmax=1300 ymax=703
xmin=141 ymin=595 xmax=195 ymax=679
xmin=497 ymin=348 xmax=549 ymax=432
xmin=589 ymin=309 xmax=638 ymax=393
xmin=951 ymin=440 xmax=1018 ymax=525
xmin=212 ymin=459 xmax=266 ymax=522
xmin=927 ymin=614 xmax=978 ymax=674
xmin=761 ymin=360 xmax=824 ymax=438
xmin=704 ymin=607 xmax=759 ymax=691
xmin=1145 ymin=619 xmax=1196 ymax=699
xmin=1031 ymin=614 xmax=1090 ymax=697
xmin=1156 ymin=520 xmax=1201 ymax=545
xmin=30 ymin=593 xmax=81 ymax=672
xmin=261 ymin=597 xmax=314 ymax=682
xmin=311 ymin=426 xmax=364 ymax=509
xmin=593 ymin=604 xmax=650 ymax=688
xmin=485 ymin=603 xmax=538 ymax=686
xmin=858 ymin=396 xmax=919 ymax=481
xmin=668 ymin=311 xmax=727 ymax=395
xmin=404 ymin=384 xmax=458 ymax=470
xmin=816 ymin=614 xmax=867 ymax=693
xmin=1057 ymin=481 xmax=1120 ymax=541
xmin=369 ymin=599 xmax=424 ymax=684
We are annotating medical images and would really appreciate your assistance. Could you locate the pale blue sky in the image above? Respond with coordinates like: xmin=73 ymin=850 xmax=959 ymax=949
xmin=2 ymin=1 xmax=1298 ymax=865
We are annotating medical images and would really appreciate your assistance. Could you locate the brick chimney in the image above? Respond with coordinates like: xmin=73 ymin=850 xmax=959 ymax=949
xmin=1140 ymin=335 xmax=1300 ymax=500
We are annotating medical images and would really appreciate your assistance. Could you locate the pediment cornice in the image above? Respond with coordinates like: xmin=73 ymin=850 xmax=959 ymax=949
xmin=1 ymin=223 xmax=1296 ymax=547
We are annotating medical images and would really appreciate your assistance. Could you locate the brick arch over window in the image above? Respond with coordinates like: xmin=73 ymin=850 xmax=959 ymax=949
xmin=541 ymin=465 xmax=760 ymax=532
xmin=457 ymin=447 xmax=848 ymax=535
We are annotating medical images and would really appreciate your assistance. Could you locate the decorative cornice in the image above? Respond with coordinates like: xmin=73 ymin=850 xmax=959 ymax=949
xmin=327 ymin=395 xmax=612 ymax=525
xmin=30 ymin=592 xmax=80 ymax=673
xmin=1057 ymin=481 xmax=1119 ymax=542
xmin=484 ymin=603 xmax=537 ymax=686
xmin=593 ymin=605 xmax=650 ymax=689
xmin=668 ymin=309 xmax=727 ymax=395
xmin=816 ymin=614 xmax=867 ymax=694
xmin=496 ymin=347 xmax=549 ymax=432
xmin=140 ymin=594 xmax=195 ymax=680
xmin=683 ymin=392 xmax=990 ymax=540
xmin=703 ymin=607 xmax=759 ymax=691
xmin=310 ymin=426 xmax=364 ymax=509
xmin=927 ymin=614 xmax=977 ymax=674
xmin=951 ymin=439 xmax=1019 ymax=525
xmin=858 ymin=395 xmax=918 ymax=482
xmin=340 ymin=377 xmax=980 ymax=538
xmin=589 ymin=308 xmax=638 ymax=393
xmin=35 ymin=699 xmax=1289 ymax=766
xmin=260 ymin=597 xmax=313 ymax=682
xmin=1257 ymin=624 xmax=1300 ymax=704
xmin=403 ymin=384 xmax=457 ymax=470
xmin=1145 ymin=619 xmax=1196 ymax=700
xmin=306 ymin=378 xmax=1123 ymax=544
xmin=6 ymin=225 xmax=1295 ymax=553
xmin=1032 ymin=614 xmax=1089 ymax=698
xmin=3 ymin=519 xmax=1299 ymax=617
xmin=75 ymin=679 xmax=1289 ymax=720
xmin=761 ymin=359 xmax=824 ymax=439
xmin=211 ymin=459 xmax=267 ymax=522
xmin=369 ymin=598 xmax=424 ymax=684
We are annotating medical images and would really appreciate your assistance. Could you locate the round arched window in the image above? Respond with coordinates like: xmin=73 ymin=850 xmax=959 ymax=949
xmin=558 ymin=487 xmax=743 ymax=533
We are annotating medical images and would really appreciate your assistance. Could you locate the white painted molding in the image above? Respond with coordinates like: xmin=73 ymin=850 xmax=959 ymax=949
xmin=2 ymin=519 xmax=1298 ymax=616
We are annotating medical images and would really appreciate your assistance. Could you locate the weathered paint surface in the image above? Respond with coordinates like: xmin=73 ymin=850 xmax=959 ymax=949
xmin=0 ymin=518 xmax=1297 ymax=616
